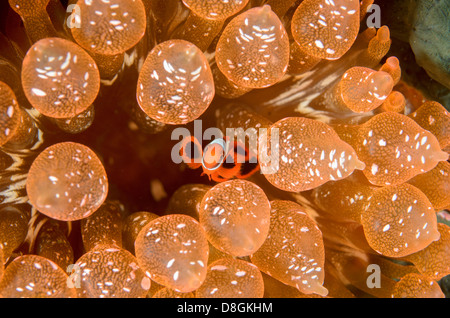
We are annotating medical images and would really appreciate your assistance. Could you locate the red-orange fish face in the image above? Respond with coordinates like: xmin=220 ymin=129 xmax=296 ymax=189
xmin=179 ymin=135 xmax=259 ymax=182
xmin=202 ymin=138 xmax=227 ymax=171
xmin=201 ymin=138 xmax=240 ymax=182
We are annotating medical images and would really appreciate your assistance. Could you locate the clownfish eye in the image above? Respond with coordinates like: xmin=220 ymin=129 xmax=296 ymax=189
xmin=202 ymin=139 xmax=227 ymax=171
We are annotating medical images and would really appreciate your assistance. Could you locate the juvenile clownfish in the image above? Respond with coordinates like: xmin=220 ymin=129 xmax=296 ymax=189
xmin=178 ymin=136 xmax=259 ymax=182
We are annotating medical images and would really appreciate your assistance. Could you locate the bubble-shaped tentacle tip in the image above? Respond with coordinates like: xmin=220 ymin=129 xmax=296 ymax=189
xmin=81 ymin=201 xmax=124 ymax=252
xmin=358 ymin=25 xmax=392 ymax=67
xmin=0 ymin=206 xmax=29 ymax=261
xmin=137 ymin=40 xmax=215 ymax=125
xmin=0 ymin=108 xmax=38 ymax=151
xmin=0 ymin=255 xmax=76 ymax=298
xmin=183 ymin=0 xmax=249 ymax=20
xmin=199 ymin=179 xmax=271 ymax=257
xmin=407 ymin=161 xmax=450 ymax=211
xmin=26 ymin=142 xmax=108 ymax=221
xmin=251 ymin=200 xmax=328 ymax=297
xmin=291 ymin=0 xmax=360 ymax=60
xmin=75 ymin=245 xmax=150 ymax=298
xmin=380 ymin=91 xmax=406 ymax=113
xmin=405 ymin=223 xmax=450 ymax=281
xmin=380 ymin=56 xmax=401 ymax=85
xmin=122 ymin=211 xmax=159 ymax=254
xmin=259 ymin=117 xmax=365 ymax=192
xmin=21 ymin=38 xmax=100 ymax=119
xmin=0 ymin=81 xmax=37 ymax=149
xmin=311 ymin=172 xmax=376 ymax=222
xmin=337 ymin=67 xmax=394 ymax=113
xmin=0 ymin=81 xmax=21 ymax=147
xmin=195 ymin=258 xmax=264 ymax=298
xmin=409 ymin=101 xmax=450 ymax=152
xmin=391 ymin=273 xmax=444 ymax=298
xmin=361 ymin=184 xmax=440 ymax=258
xmin=135 ymin=214 xmax=209 ymax=293
xmin=215 ymin=5 xmax=290 ymax=89
xmin=71 ymin=0 xmax=146 ymax=55
xmin=335 ymin=112 xmax=449 ymax=186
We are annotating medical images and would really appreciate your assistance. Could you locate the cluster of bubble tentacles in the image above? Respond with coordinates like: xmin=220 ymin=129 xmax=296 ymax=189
xmin=0 ymin=0 xmax=448 ymax=298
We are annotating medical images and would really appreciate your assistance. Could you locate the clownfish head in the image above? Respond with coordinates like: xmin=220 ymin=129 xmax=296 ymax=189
xmin=201 ymin=138 xmax=227 ymax=179
xmin=180 ymin=136 xmax=259 ymax=183
xmin=201 ymin=138 xmax=251 ymax=182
